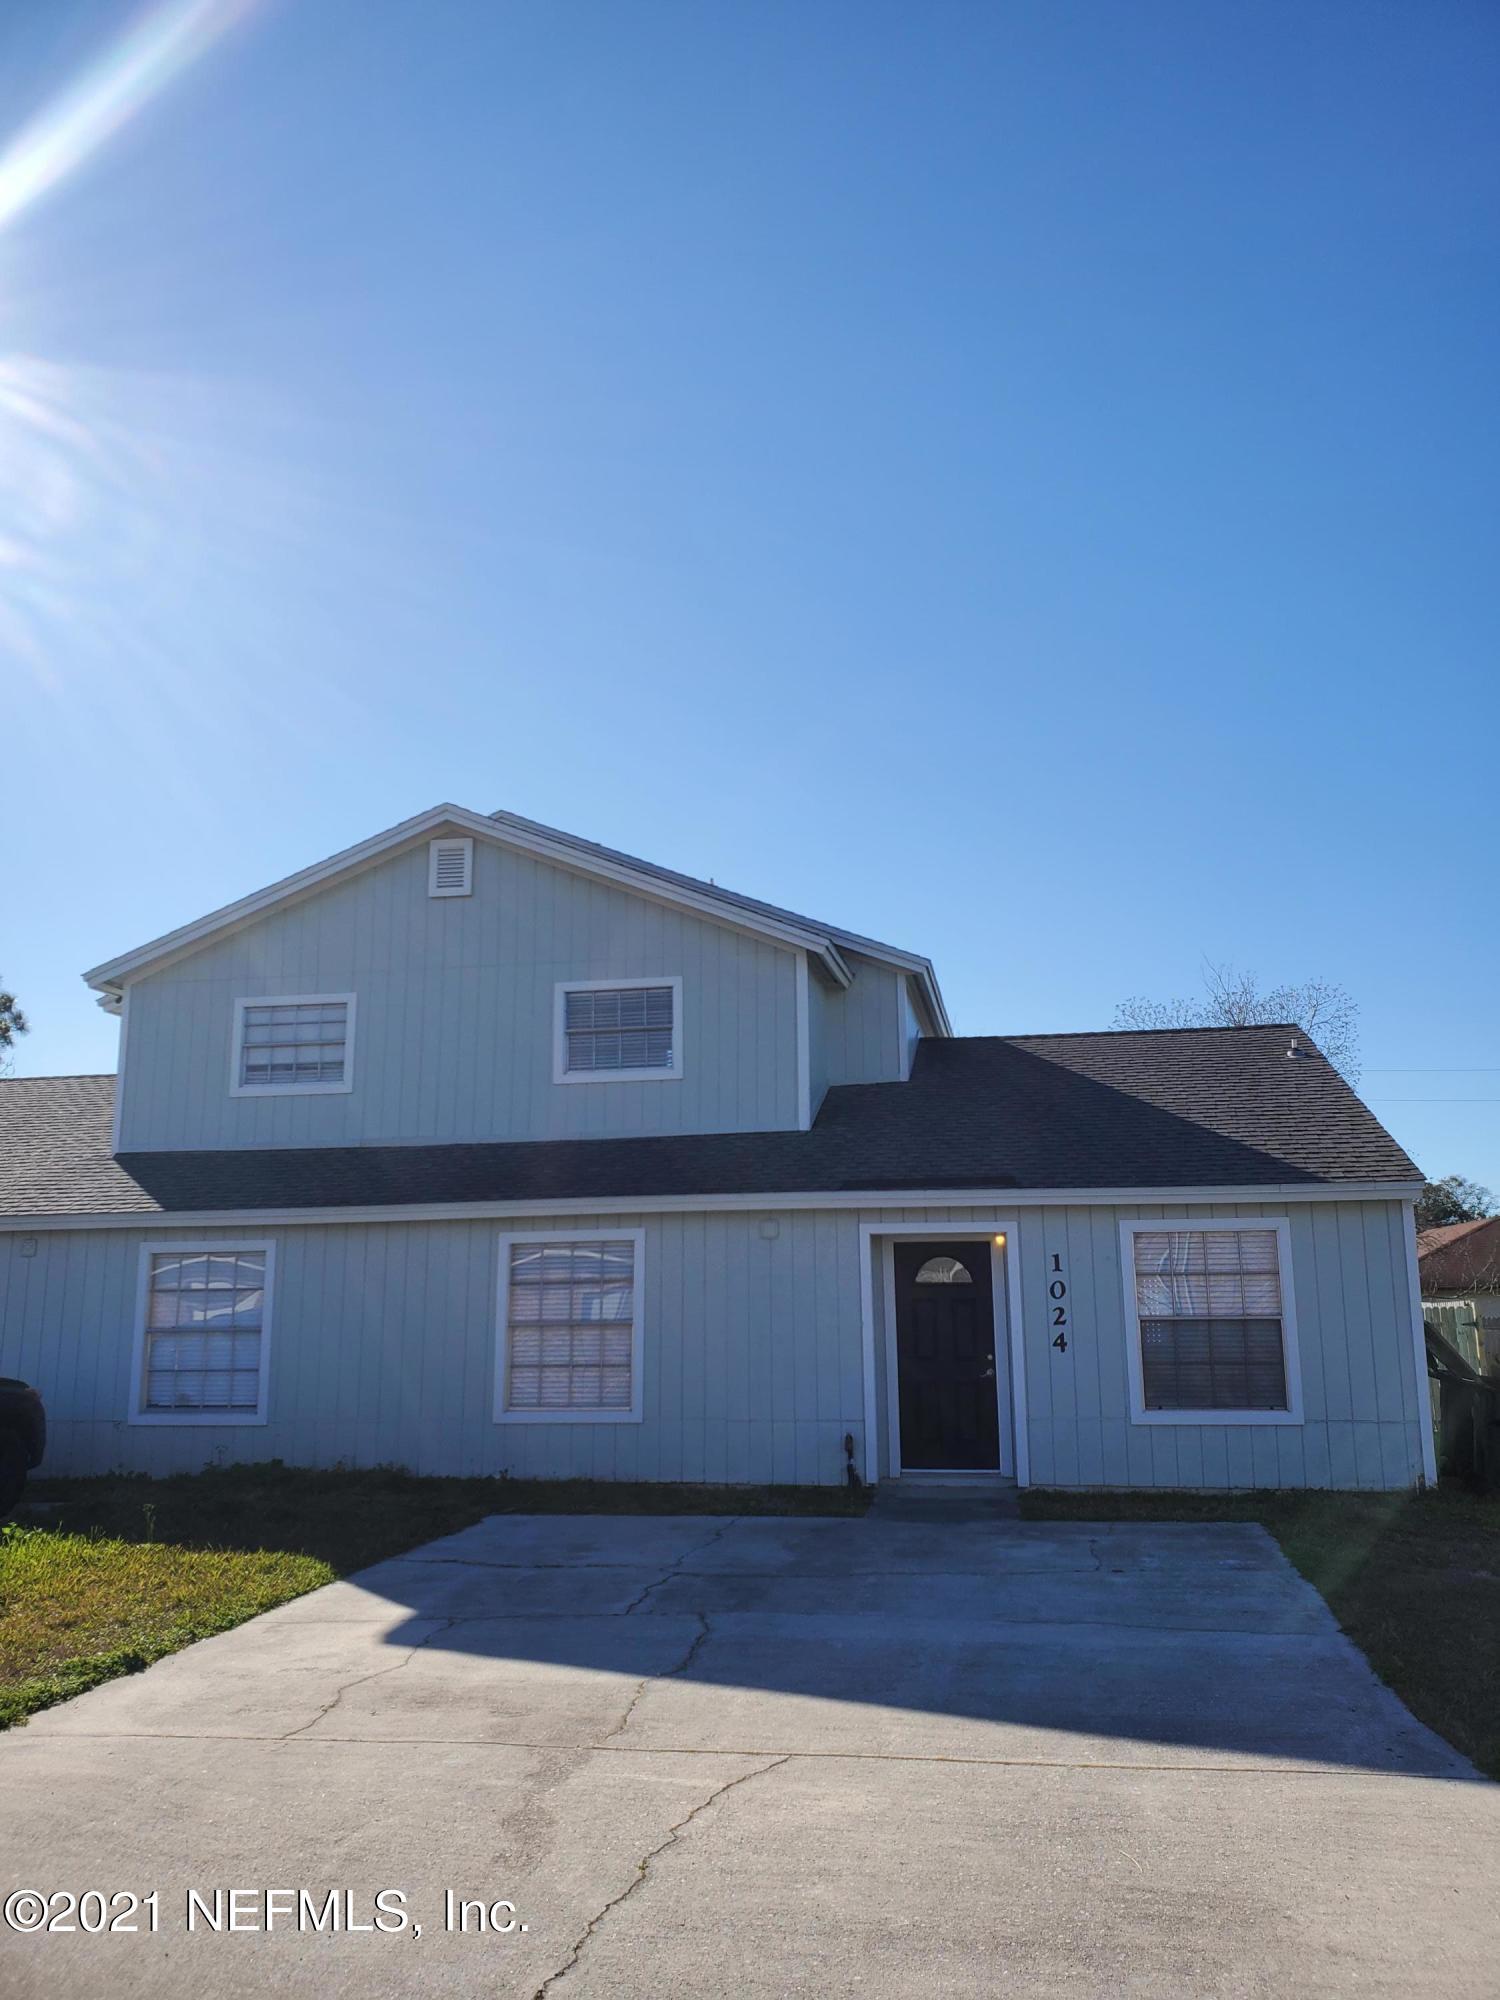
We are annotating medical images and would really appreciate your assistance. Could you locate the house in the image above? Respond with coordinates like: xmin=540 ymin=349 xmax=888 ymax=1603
xmin=1419 ymin=1217 xmax=1500 ymax=1376
xmin=0 ymin=803 xmax=1437 ymax=1491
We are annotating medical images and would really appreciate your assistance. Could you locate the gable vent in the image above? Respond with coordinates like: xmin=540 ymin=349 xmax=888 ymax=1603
xmin=428 ymin=836 xmax=473 ymax=898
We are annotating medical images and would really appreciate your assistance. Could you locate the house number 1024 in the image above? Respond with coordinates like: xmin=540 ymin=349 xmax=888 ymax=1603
xmin=1049 ymin=1253 xmax=1069 ymax=1354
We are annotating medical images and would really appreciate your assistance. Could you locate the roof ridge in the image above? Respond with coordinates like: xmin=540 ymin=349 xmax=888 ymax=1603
xmin=487 ymin=804 xmax=924 ymax=968
xmin=0 ymin=1072 xmax=116 ymax=1084
xmin=979 ymin=1024 xmax=1309 ymax=1044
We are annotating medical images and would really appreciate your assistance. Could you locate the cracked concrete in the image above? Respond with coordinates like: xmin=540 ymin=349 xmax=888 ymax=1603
xmin=601 ymin=1614 xmax=712 ymax=1746
xmin=280 ymin=1617 xmax=459 ymax=1741
xmin=2 ymin=1512 xmax=1496 ymax=1998
xmin=532 ymin=1754 xmax=788 ymax=1999
xmin=618 ymin=1516 xmax=740 ymax=1616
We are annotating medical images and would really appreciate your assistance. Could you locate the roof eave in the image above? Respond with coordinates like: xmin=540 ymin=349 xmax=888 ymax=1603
xmin=0 ymin=1177 xmax=1431 ymax=1232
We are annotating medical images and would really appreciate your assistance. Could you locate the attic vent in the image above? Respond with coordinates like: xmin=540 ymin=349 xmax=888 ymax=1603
xmin=428 ymin=836 xmax=473 ymax=898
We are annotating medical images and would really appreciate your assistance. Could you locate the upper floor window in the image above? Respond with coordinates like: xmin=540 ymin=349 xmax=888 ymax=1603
xmin=1121 ymin=1220 xmax=1302 ymax=1426
xmin=130 ymin=1244 xmax=274 ymax=1425
xmin=231 ymin=994 xmax=356 ymax=1096
xmin=553 ymin=977 xmax=683 ymax=1084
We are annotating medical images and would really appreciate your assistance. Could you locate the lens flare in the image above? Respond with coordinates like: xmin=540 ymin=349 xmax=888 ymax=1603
xmin=0 ymin=0 xmax=257 ymax=236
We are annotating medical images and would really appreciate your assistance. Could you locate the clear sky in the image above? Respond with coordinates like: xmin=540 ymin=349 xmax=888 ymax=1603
xmin=3 ymin=0 xmax=1497 ymax=1190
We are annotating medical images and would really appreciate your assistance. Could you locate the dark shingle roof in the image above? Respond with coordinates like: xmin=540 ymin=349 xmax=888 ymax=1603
xmin=0 ymin=1027 xmax=1420 ymax=1220
xmin=0 ymin=1077 xmax=154 ymax=1216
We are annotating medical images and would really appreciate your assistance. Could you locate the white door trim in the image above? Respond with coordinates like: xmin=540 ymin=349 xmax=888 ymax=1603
xmin=860 ymin=1222 xmax=1025 ymax=1485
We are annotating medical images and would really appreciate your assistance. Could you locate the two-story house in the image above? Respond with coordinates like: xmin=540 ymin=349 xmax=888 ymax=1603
xmin=0 ymin=803 xmax=1436 ymax=1490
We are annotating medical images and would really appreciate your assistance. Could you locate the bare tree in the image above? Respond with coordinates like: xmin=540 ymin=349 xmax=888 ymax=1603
xmin=1415 ymin=1175 xmax=1496 ymax=1231
xmin=1113 ymin=963 xmax=1360 ymax=1082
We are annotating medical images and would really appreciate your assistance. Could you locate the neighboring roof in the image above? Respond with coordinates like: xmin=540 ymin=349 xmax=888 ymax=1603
xmin=1418 ymin=1215 xmax=1500 ymax=1292
xmin=82 ymin=803 xmax=951 ymax=1033
xmin=1416 ymin=1219 xmax=1489 ymax=1256
xmin=0 ymin=1027 xmax=1420 ymax=1221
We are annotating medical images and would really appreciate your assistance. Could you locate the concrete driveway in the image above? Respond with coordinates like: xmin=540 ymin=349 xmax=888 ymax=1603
xmin=2 ymin=1512 xmax=1495 ymax=1998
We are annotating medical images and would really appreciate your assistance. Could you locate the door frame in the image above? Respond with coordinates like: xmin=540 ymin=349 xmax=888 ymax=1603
xmin=858 ymin=1221 xmax=1028 ymax=1485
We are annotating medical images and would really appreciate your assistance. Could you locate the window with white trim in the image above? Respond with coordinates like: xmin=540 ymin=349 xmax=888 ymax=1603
xmin=554 ymin=978 xmax=682 ymax=1082
xmin=497 ymin=1235 xmax=642 ymax=1421
xmin=232 ymin=996 xmax=353 ymax=1094
xmin=1130 ymin=1227 xmax=1289 ymax=1412
xmin=135 ymin=1248 xmax=270 ymax=1420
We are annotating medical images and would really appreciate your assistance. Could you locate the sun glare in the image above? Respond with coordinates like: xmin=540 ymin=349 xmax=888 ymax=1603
xmin=0 ymin=0 xmax=258 ymax=238
xmin=0 ymin=1 xmax=273 ymax=702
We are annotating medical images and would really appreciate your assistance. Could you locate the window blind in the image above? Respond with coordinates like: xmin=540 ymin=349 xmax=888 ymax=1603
xmin=506 ymin=1240 xmax=635 ymax=1411
xmin=143 ymin=1252 xmax=265 ymax=1412
xmin=1133 ymin=1229 xmax=1288 ymax=1412
xmin=563 ymin=986 xmax=674 ymax=1074
xmin=239 ymin=1000 xmax=348 ymax=1088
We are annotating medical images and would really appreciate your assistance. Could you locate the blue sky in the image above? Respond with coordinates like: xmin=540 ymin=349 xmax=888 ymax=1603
xmin=4 ymin=0 xmax=1497 ymax=1189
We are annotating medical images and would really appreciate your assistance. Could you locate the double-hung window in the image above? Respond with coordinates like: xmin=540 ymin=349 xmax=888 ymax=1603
xmin=554 ymin=978 xmax=683 ymax=1083
xmin=130 ymin=1244 xmax=274 ymax=1425
xmin=1121 ymin=1220 xmax=1301 ymax=1424
xmin=495 ymin=1231 xmax=644 ymax=1423
xmin=231 ymin=994 xmax=355 ymax=1095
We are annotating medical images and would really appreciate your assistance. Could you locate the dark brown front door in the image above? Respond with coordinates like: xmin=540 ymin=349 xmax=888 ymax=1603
xmin=894 ymin=1242 xmax=1000 ymax=1471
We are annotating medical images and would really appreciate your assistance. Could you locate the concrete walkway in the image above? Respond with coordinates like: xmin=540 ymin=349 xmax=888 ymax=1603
xmin=2 ymin=1514 xmax=1495 ymax=1997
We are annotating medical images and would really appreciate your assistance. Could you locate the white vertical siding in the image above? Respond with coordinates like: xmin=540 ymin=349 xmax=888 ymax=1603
xmin=0 ymin=1197 xmax=1429 ymax=1490
xmin=116 ymin=840 xmax=800 ymax=1150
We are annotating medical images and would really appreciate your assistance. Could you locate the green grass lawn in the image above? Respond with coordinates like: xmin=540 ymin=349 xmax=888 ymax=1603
xmin=0 ymin=1463 xmax=866 ymax=1730
xmin=1020 ymin=1484 xmax=1500 ymax=1781
xmin=0 ymin=1526 xmax=330 ymax=1730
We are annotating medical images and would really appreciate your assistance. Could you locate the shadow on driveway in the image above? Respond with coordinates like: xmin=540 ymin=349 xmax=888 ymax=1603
xmin=30 ymin=1512 xmax=1478 ymax=1778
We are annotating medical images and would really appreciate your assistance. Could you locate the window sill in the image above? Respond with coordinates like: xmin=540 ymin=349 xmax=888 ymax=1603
xmin=127 ymin=1411 xmax=270 ymax=1427
xmin=229 ymin=1081 xmax=353 ymax=1098
xmin=1130 ymin=1408 xmax=1302 ymax=1427
xmin=495 ymin=1409 xmax=644 ymax=1425
xmin=553 ymin=1067 xmax=683 ymax=1086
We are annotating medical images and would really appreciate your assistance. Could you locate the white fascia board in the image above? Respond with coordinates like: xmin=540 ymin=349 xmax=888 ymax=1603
xmin=0 ymin=1180 xmax=1426 ymax=1233
xmin=84 ymin=803 xmax=473 ymax=995
xmin=82 ymin=803 xmax=854 ymax=998
xmin=910 ymin=965 xmax=951 ymax=1038
xmin=822 ymin=944 xmax=854 ymax=992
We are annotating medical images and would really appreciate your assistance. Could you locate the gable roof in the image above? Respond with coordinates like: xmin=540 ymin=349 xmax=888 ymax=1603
xmin=0 ymin=1027 xmax=1421 ymax=1223
xmin=1418 ymin=1215 xmax=1500 ymax=1292
xmin=82 ymin=803 xmax=951 ymax=1031
xmin=485 ymin=805 xmax=948 ymax=1020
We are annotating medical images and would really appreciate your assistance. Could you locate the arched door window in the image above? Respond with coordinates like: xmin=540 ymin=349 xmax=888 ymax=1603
xmin=913 ymin=1254 xmax=973 ymax=1285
